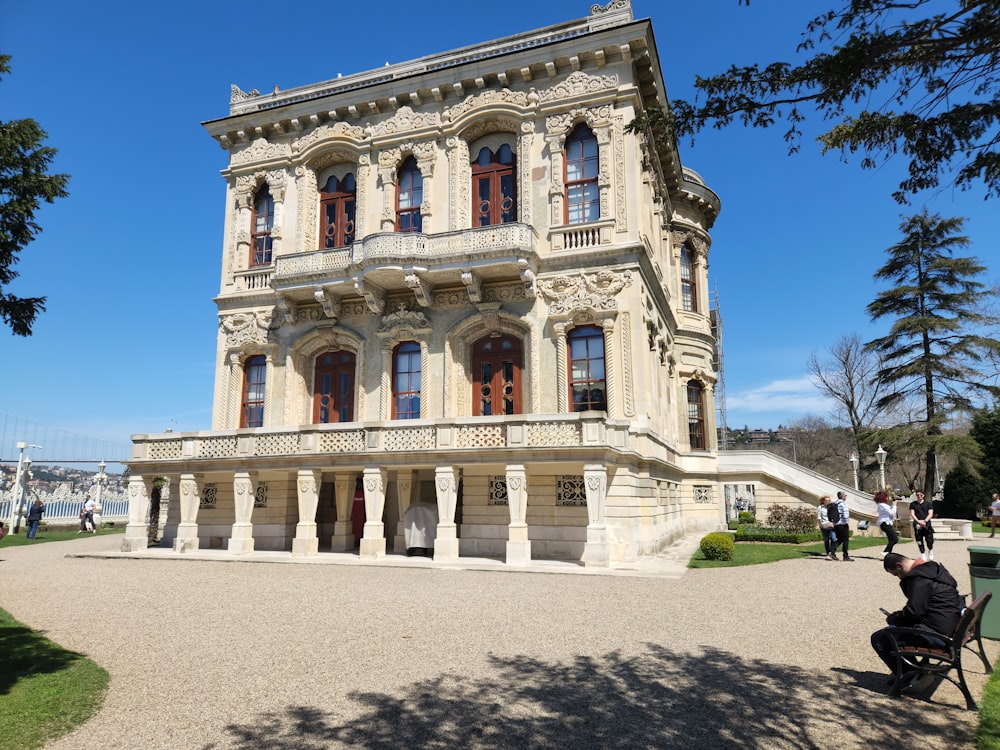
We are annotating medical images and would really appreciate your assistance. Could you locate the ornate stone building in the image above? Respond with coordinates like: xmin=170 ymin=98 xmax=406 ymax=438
xmin=125 ymin=0 xmax=726 ymax=566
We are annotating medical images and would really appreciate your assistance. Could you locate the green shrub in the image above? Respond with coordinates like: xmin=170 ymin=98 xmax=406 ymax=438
xmin=734 ymin=526 xmax=825 ymax=543
xmin=738 ymin=511 xmax=755 ymax=524
xmin=765 ymin=505 xmax=818 ymax=534
xmin=700 ymin=532 xmax=735 ymax=561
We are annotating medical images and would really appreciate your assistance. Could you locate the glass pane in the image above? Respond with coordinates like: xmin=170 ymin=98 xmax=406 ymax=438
xmin=344 ymin=200 xmax=356 ymax=245
xmin=342 ymin=173 xmax=356 ymax=192
xmin=477 ymin=177 xmax=491 ymax=227
xmin=477 ymin=147 xmax=492 ymax=167
xmin=500 ymin=173 xmax=515 ymax=223
xmin=498 ymin=143 xmax=513 ymax=163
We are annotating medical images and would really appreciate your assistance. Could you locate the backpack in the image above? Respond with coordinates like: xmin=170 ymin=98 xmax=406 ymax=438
xmin=827 ymin=502 xmax=841 ymax=525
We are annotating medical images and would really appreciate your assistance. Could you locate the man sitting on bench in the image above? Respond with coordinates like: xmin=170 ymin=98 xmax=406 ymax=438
xmin=871 ymin=552 xmax=965 ymax=694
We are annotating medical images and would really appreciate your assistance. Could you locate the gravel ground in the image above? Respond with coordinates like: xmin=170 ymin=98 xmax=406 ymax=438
xmin=0 ymin=533 xmax=996 ymax=750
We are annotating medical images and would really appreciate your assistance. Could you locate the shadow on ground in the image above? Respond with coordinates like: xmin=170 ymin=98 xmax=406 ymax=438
xmin=0 ymin=621 xmax=87 ymax=694
xmin=204 ymin=645 xmax=978 ymax=749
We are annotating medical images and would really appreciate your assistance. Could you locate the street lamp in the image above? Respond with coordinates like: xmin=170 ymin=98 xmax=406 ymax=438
xmin=875 ymin=444 xmax=888 ymax=491
xmin=849 ymin=452 xmax=860 ymax=490
xmin=93 ymin=460 xmax=107 ymax=528
xmin=8 ymin=442 xmax=42 ymax=533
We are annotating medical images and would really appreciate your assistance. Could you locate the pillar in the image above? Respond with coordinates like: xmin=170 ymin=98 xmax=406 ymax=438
xmin=359 ymin=467 xmax=387 ymax=559
xmin=173 ymin=473 xmax=200 ymax=553
xmin=434 ymin=466 xmax=459 ymax=561
xmin=292 ymin=469 xmax=321 ymax=557
xmin=228 ymin=471 xmax=255 ymax=555
xmin=394 ymin=470 xmax=415 ymax=553
xmin=331 ymin=473 xmax=355 ymax=552
xmin=582 ymin=463 xmax=609 ymax=567
xmin=505 ymin=464 xmax=531 ymax=565
xmin=121 ymin=474 xmax=150 ymax=552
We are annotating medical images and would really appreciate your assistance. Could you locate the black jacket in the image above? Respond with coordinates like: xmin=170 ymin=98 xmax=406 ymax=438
xmin=887 ymin=561 xmax=963 ymax=636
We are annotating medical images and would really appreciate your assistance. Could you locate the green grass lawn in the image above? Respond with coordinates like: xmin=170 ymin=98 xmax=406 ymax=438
xmin=0 ymin=609 xmax=108 ymax=750
xmin=689 ymin=534 xmax=893 ymax=568
xmin=0 ymin=526 xmax=123 ymax=548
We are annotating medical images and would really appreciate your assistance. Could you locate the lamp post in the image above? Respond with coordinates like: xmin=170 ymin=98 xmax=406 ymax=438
xmin=875 ymin=444 xmax=888 ymax=491
xmin=849 ymin=452 xmax=860 ymax=490
xmin=8 ymin=442 xmax=42 ymax=533
xmin=93 ymin=460 xmax=107 ymax=528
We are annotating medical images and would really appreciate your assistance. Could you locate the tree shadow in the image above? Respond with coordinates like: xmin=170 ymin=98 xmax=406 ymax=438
xmin=207 ymin=644 xmax=976 ymax=749
xmin=0 ymin=621 xmax=88 ymax=694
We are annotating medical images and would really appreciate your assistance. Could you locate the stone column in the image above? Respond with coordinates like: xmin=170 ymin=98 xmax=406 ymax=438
xmin=359 ymin=467 xmax=387 ymax=559
xmin=601 ymin=318 xmax=617 ymax=418
xmin=505 ymin=464 xmax=531 ymax=565
xmin=434 ymin=466 xmax=459 ymax=561
xmin=292 ymin=469 xmax=321 ymax=557
xmin=228 ymin=472 xmax=256 ymax=555
xmin=122 ymin=474 xmax=150 ymax=552
xmin=582 ymin=463 xmax=609 ymax=567
xmin=174 ymin=473 xmax=201 ymax=553
xmin=331 ymin=473 xmax=355 ymax=552
xmin=554 ymin=322 xmax=568 ymax=412
xmin=394 ymin=470 xmax=416 ymax=552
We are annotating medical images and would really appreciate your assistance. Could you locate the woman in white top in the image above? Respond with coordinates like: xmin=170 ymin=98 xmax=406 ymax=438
xmin=875 ymin=489 xmax=898 ymax=559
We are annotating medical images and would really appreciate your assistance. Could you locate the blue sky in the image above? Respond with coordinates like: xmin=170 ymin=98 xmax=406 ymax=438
xmin=2 ymin=0 xmax=997 ymax=447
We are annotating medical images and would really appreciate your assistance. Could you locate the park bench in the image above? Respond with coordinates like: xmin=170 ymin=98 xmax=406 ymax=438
xmin=886 ymin=591 xmax=994 ymax=710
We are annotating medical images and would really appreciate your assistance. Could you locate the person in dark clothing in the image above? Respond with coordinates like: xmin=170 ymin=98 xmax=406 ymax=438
xmin=870 ymin=552 xmax=964 ymax=692
xmin=909 ymin=491 xmax=935 ymax=561
xmin=25 ymin=499 xmax=45 ymax=539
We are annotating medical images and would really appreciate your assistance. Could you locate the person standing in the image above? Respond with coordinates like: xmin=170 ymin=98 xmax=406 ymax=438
xmin=79 ymin=495 xmax=96 ymax=533
xmin=875 ymin=490 xmax=898 ymax=559
xmin=989 ymin=492 xmax=1000 ymax=537
xmin=909 ymin=490 xmax=935 ymax=561
xmin=818 ymin=495 xmax=839 ymax=560
xmin=833 ymin=490 xmax=852 ymax=561
xmin=25 ymin=499 xmax=45 ymax=539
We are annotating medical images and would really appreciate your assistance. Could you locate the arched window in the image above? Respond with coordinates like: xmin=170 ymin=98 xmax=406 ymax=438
xmin=392 ymin=341 xmax=421 ymax=420
xmin=396 ymin=156 xmax=423 ymax=233
xmin=472 ymin=144 xmax=516 ymax=226
xmin=251 ymin=186 xmax=274 ymax=266
xmin=680 ymin=245 xmax=697 ymax=312
xmin=320 ymin=173 xmax=356 ymax=249
xmin=568 ymin=325 xmax=606 ymax=412
xmin=472 ymin=334 xmax=522 ymax=416
xmin=241 ymin=355 xmax=266 ymax=428
xmin=313 ymin=350 xmax=356 ymax=423
xmin=687 ymin=380 xmax=706 ymax=450
xmin=564 ymin=123 xmax=599 ymax=225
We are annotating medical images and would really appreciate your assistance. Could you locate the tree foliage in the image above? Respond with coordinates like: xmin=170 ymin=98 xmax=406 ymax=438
xmin=0 ymin=54 xmax=69 ymax=336
xmin=664 ymin=1 xmax=1000 ymax=202
xmin=865 ymin=210 xmax=1000 ymax=494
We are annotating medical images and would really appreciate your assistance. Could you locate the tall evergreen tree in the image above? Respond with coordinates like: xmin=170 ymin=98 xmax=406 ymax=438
xmin=0 ymin=54 xmax=70 ymax=336
xmin=866 ymin=211 xmax=1000 ymax=495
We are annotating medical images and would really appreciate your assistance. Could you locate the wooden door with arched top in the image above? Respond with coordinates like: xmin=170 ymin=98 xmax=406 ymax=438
xmin=313 ymin=350 xmax=356 ymax=423
xmin=472 ymin=334 xmax=522 ymax=416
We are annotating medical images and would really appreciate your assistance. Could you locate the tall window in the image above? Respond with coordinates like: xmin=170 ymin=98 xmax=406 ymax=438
xmin=472 ymin=144 xmax=516 ymax=226
xmin=241 ymin=355 xmax=266 ymax=428
xmin=687 ymin=380 xmax=706 ymax=450
xmin=251 ymin=186 xmax=274 ymax=266
xmin=396 ymin=156 xmax=423 ymax=233
xmin=680 ymin=245 xmax=697 ymax=312
xmin=568 ymin=325 xmax=607 ymax=411
xmin=564 ymin=123 xmax=599 ymax=225
xmin=392 ymin=341 xmax=421 ymax=419
xmin=472 ymin=335 xmax=522 ymax=416
xmin=313 ymin=351 xmax=356 ymax=423
xmin=320 ymin=173 xmax=356 ymax=249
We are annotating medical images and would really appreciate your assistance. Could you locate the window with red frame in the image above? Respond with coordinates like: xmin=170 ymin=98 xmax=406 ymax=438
xmin=568 ymin=325 xmax=607 ymax=412
xmin=396 ymin=156 xmax=423 ymax=233
xmin=320 ymin=173 xmax=356 ymax=249
xmin=251 ymin=186 xmax=274 ymax=266
xmin=680 ymin=245 xmax=697 ymax=312
xmin=687 ymin=380 xmax=706 ymax=450
xmin=472 ymin=144 xmax=516 ymax=226
xmin=564 ymin=123 xmax=599 ymax=225
xmin=241 ymin=355 xmax=266 ymax=428
xmin=392 ymin=341 xmax=421 ymax=419
xmin=472 ymin=334 xmax=522 ymax=416
xmin=313 ymin=351 xmax=356 ymax=423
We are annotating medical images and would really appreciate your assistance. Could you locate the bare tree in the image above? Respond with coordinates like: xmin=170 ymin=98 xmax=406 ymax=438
xmin=808 ymin=333 xmax=892 ymax=441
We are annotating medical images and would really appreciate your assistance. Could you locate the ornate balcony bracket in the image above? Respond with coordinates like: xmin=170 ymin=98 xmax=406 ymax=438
xmin=275 ymin=296 xmax=297 ymax=327
xmin=313 ymin=286 xmax=341 ymax=320
xmin=461 ymin=270 xmax=482 ymax=303
xmin=353 ymin=276 xmax=385 ymax=315
xmin=518 ymin=258 xmax=537 ymax=297
xmin=404 ymin=269 xmax=433 ymax=308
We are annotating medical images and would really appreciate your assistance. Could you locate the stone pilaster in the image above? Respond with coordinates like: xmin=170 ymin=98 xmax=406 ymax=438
xmin=394 ymin=470 xmax=415 ymax=552
xmin=359 ymin=467 xmax=387 ymax=559
xmin=228 ymin=471 xmax=256 ymax=555
xmin=434 ymin=466 xmax=459 ymax=561
xmin=122 ymin=474 xmax=150 ymax=552
xmin=582 ymin=463 xmax=609 ymax=567
xmin=292 ymin=469 xmax=321 ymax=557
xmin=331 ymin=473 xmax=355 ymax=552
xmin=505 ymin=464 xmax=531 ymax=565
xmin=173 ymin=473 xmax=200 ymax=553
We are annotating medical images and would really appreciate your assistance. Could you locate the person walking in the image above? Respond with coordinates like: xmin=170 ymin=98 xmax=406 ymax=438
xmin=875 ymin=490 xmax=898 ymax=559
xmin=989 ymin=492 xmax=1000 ymax=537
xmin=833 ymin=490 xmax=852 ymax=561
xmin=25 ymin=499 xmax=45 ymax=539
xmin=818 ymin=495 xmax=838 ymax=560
xmin=909 ymin=490 xmax=935 ymax=561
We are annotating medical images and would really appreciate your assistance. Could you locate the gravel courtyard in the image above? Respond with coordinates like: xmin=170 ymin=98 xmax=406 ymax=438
xmin=1 ymin=533 xmax=995 ymax=749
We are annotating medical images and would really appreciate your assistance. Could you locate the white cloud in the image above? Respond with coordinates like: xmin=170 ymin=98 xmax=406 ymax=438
xmin=725 ymin=376 xmax=837 ymax=428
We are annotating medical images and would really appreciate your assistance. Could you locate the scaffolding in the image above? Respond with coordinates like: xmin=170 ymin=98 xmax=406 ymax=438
xmin=710 ymin=286 xmax=729 ymax=450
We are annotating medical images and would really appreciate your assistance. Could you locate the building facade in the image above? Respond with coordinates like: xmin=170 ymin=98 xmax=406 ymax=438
xmin=125 ymin=0 xmax=726 ymax=566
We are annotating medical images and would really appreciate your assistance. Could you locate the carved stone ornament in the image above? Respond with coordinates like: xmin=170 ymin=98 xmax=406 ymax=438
xmin=231 ymin=137 xmax=292 ymax=166
xmin=537 ymin=270 xmax=632 ymax=315
xmin=538 ymin=71 xmax=620 ymax=102
xmin=292 ymin=122 xmax=367 ymax=154
xmin=220 ymin=311 xmax=272 ymax=347
xmin=545 ymin=105 xmax=614 ymax=136
xmin=230 ymin=84 xmax=260 ymax=103
xmin=378 ymin=301 xmax=431 ymax=334
xmin=591 ymin=0 xmax=631 ymax=14
xmin=443 ymin=89 xmax=534 ymax=124
xmin=370 ymin=106 xmax=442 ymax=137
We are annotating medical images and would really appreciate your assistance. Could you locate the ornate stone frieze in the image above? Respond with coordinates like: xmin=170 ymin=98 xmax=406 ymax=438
xmin=429 ymin=282 xmax=526 ymax=308
xmin=292 ymin=122 xmax=367 ymax=154
xmin=538 ymin=71 xmax=620 ymax=102
xmin=232 ymin=137 xmax=291 ymax=166
xmin=537 ymin=270 xmax=632 ymax=314
xmin=378 ymin=141 xmax=437 ymax=168
xmin=591 ymin=0 xmax=631 ymax=15
xmin=220 ymin=311 xmax=272 ymax=347
xmin=460 ymin=118 xmax=520 ymax=144
xmin=443 ymin=89 xmax=535 ymax=124
xmin=377 ymin=301 xmax=431 ymax=335
xmin=545 ymin=105 xmax=614 ymax=135
xmin=672 ymin=229 xmax=709 ymax=258
xmin=614 ymin=116 xmax=626 ymax=231
xmin=370 ymin=106 xmax=441 ymax=137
